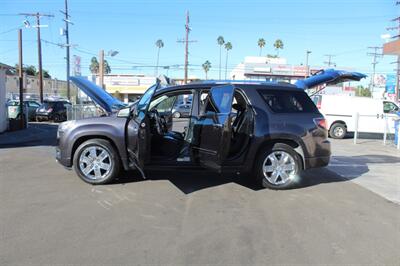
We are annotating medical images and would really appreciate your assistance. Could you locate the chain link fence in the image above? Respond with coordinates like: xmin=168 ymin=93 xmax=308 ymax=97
xmin=66 ymin=104 xmax=102 ymax=121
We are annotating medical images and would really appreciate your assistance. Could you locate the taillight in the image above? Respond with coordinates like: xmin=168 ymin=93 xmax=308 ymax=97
xmin=314 ymin=118 xmax=327 ymax=129
xmin=316 ymin=102 xmax=321 ymax=109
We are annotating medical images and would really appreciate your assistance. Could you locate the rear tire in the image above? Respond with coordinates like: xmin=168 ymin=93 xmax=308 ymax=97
xmin=329 ymin=123 xmax=347 ymax=139
xmin=255 ymin=143 xmax=302 ymax=190
xmin=73 ymin=139 xmax=120 ymax=185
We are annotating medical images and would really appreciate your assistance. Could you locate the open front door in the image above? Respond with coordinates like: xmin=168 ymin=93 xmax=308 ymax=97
xmin=193 ymin=85 xmax=235 ymax=171
xmin=126 ymin=84 xmax=158 ymax=172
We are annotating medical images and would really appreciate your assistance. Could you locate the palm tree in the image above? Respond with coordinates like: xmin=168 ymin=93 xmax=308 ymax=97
xmin=258 ymin=38 xmax=266 ymax=56
xmin=217 ymin=36 xmax=225 ymax=80
xmin=224 ymin=42 xmax=232 ymax=80
xmin=202 ymin=60 xmax=211 ymax=80
xmin=155 ymin=39 xmax=164 ymax=76
xmin=273 ymin=39 xmax=284 ymax=56
xmin=89 ymin=57 xmax=99 ymax=74
xmin=104 ymin=60 xmax=111 ymax=74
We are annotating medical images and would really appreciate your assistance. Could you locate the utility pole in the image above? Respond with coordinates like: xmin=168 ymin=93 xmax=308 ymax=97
xmin=367 ymin=46 xmax=383 ymax=93
xmin=177 ymin=11 xmax=196 ymax=84
xmin=305 ymin=50 xmax=312 ymax=78
xmin=324 ymin=54 xmax=336 ymax=67
xmin=99 ymin=49 xmax=104 ymax=89
xmin=19 ymin=12 xmax=54 ymax=103
xmin=60 ymin=0 xmax=73 ymax=100
xmin=18 ymin=29 xmax=25 ymax=129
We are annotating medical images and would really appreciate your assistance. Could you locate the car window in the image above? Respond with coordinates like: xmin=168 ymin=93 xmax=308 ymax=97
xmin=28 ymin=102 xmax=40 ymax=108
xmin=135 ymin=84 xmax=157 ymax=121
xmin=205 ymin=85 xmax=234 ymax=114
xmin=259 ymin=89 xmax=318 ymax=113
xmin=383 ymin=101 xmax=399 ymax=114
xmin=151 ymin=95 xmax=177 ymax=113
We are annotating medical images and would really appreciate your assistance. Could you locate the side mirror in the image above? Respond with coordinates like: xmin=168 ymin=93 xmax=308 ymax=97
xmin=117 ymin=107 xmax=131 ymax=118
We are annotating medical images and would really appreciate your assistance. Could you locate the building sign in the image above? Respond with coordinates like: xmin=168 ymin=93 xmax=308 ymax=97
xmin=73 ymin=55 xmax=81 ymax=76
xmin=373 ymin=74 xmax=386 ymax=88
xmin=385 ymin=74 xmax=396 ymax=94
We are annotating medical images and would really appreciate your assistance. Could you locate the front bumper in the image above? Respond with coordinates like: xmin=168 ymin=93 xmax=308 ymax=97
xmin=55 ymin=146 xmax=72 ymax=168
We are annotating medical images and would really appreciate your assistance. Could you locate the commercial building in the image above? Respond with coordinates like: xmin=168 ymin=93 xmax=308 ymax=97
xmin=6 ymin=74 xmax=68 ymax=101
xmin=93 ymin=74 xmax=157 ymax=103
xmin=383 ymin=38 xmax=400 ymax=101
xmin=0 ymin=63 xmax=12 ymax=132
xmin=229 ymin=56 xmax=312 ymax=84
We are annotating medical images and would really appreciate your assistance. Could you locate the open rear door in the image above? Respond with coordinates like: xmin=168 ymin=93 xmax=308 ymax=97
xmin=193 ymin=85 xmax=235 ymax=171
xmin=295 ymin=69 xmax=367 ymax=90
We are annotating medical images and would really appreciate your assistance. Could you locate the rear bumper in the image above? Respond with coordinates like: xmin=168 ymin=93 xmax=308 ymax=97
xmin=304 ymin=156 xmax=330 ymax=169
xmin=36 ymin=113 xmax=51 ymax=120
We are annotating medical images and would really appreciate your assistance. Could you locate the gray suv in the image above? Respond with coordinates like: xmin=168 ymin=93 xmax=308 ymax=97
xmin=56 ymin=69 xmax=365 ymax=189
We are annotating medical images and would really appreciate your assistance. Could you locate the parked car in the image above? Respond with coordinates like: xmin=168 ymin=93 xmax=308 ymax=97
xmin=311 ymin=94 xmax=399 ymax=139
xmin=7 ymin=100 xmax=41 ymax=121
xmin=171 ymin=103 xmax=191 ymax=118
xmin=35 ymin=100 xmax=72 ymax=122
xmin=56 ymin=70 xmax=365 ymax=189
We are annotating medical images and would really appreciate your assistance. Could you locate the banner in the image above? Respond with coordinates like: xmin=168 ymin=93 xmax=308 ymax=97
xmin=385 ymin=74 xmax=396 ymax=94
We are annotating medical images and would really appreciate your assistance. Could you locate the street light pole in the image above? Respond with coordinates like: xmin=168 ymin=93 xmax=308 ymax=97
xmin=305 ymin=50 xmax=312 ymax=78
xmin=99 ymin=49 xmax=104 ymax=89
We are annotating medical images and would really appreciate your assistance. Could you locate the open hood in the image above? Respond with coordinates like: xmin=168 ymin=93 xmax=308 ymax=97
xmin=295 ymin=69 xmax=367 ymax=90
xmin=70 ymin=76 xmax=126 ymax=113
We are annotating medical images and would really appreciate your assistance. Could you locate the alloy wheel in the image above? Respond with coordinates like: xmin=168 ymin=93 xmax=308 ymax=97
xmin=79 ymin=146 xmax=112 ymax=180
xmin=262 ymin=151 xmax=297 ymax=185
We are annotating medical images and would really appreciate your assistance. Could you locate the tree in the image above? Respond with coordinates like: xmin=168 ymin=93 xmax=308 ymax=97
xmin=202 ymin=60 xmax=211 ymax=80
xmin=89 ymin=57 xmax=99 ymax=74
xmin=258 ymin=38 xmax=266 ymax=56
xmin=155 ymin=39 xmax=164 ymax=76
xmin=25 ymin=65 xmax=37 ymax=76
xmin=104 ymin=60 xmax=111 ymax=74
xmin=43 ymin=69 xmax=51 ymax=78
xmin=273 ymin=39 xmax=284 ymax=56
xmin=217 ymin=36 xmax=225 ymax=80
xmin=224 ymin=42 xmax=232 ymax=80
xmin=89 ymin=57 xmax=111 ymax=74
xmin=355 ymin=85 xmax=371 ymax=97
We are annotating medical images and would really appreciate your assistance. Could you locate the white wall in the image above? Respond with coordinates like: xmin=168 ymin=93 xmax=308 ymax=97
xmin=0 ymin=68 xmax=7 ymax=132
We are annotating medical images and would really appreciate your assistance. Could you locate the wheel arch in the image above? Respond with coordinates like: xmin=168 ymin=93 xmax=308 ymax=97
xmin=329 ymin=120 xmax=347 ymax=130
xmin=252 ymin=138 xmax=305 ymax=171
xmin=71 ymin=135 xmax=127 ymax=169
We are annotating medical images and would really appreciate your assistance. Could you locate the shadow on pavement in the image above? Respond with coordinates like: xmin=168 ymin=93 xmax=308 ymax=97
xmin=0 ymin=123 xmax=58 ymax=149
xmin=111 ymin=154 xmax=400 ymax=194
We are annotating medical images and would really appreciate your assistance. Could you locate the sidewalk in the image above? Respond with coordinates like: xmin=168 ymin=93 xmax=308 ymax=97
xmin=328 ymin=138 xmax=400 ymax=204
xmin=0 ymin=122 xmax=58 ymax=148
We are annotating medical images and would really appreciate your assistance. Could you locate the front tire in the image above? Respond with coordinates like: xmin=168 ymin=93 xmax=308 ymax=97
xmin=255 ymin=143 xmax=302 ymax=189
xmin=73 ymin=139 xmax=120 ymax=185
xmin=329 ymin=123 xmax=347 ymax=139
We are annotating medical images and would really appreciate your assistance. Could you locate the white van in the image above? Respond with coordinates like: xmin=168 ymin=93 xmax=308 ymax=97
xmin=311 ymin=95 xmax=399 ymax=139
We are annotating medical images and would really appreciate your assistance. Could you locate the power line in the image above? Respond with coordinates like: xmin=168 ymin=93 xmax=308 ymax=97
xmin=323 ymin=54 xmax=336 ymax=67
xmin=177 ymin=11 xmax=196 ymax=84
xmin=367 ymin=46 xmax=383 ymax=90
xmin=18 ymin=12 xmax=54 ymax=103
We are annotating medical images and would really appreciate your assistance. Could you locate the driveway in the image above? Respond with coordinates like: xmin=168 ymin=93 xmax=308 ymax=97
xmin=0 ymin=124 xmax=399 ymax=265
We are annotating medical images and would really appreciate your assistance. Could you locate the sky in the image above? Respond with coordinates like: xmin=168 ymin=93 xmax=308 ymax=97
xmin=0 ymin=0 xmax=399 ymax=82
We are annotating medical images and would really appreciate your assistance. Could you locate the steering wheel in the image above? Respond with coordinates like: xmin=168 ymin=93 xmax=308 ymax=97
xmin=150 ymin=109 xmax=167 ymax=135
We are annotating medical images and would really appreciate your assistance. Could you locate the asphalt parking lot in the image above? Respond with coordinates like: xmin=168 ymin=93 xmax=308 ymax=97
xmin=1 ymin=123 xmax=399 ymax=265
